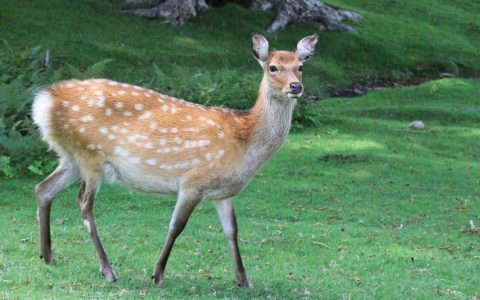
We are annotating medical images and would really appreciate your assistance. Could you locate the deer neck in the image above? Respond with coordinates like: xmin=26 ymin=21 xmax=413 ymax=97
xmin=241 ymin=75 xmax=296 ymax=171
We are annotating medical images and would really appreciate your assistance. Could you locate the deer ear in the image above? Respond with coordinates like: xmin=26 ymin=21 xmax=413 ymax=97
xmin=296 ymin=34 xmax=319 ymax=62
xmin=251 ymin=33 xmax=269 ymax=67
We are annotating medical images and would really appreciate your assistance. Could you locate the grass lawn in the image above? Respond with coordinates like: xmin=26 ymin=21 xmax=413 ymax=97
xmin=1 ymin=78 xmax=479 ymax=299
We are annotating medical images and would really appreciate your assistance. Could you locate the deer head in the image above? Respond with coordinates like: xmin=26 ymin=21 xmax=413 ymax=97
xmin=252 ymin=33 xmax=319 ymax=99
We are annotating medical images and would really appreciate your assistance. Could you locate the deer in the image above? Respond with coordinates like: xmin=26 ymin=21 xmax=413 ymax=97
xmin=32 ymin=33 xmax=318 ymax=287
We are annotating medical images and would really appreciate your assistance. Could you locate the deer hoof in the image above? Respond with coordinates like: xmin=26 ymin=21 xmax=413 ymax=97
xmin=152 ymin=275 xmax=163 ymax=287
xmin=102 ymin=268 xmax=118 ymax=283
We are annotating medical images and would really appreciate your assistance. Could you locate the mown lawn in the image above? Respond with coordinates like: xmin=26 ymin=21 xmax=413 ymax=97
xmin=1 ymin=78 xmax=479 ymax=299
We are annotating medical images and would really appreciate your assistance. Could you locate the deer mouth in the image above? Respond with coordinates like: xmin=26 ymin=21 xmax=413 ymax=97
xmin=286 ymin=92 xmax=302 ymax=98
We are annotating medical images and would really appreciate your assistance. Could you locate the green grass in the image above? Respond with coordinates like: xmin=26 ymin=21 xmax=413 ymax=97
xmin=1 ymin=78 xmax=479 ymax=299
xmin=1 ymin=0 xmax=479 ymax=95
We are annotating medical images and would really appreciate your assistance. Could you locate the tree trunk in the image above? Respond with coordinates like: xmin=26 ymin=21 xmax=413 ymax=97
xmin=251 ymin=0 xmax=363 ymax=33
xmin=122 ymin=0 xmax=363 ymax=32
xmin=122 ymin=0 xmax=209 ymax=26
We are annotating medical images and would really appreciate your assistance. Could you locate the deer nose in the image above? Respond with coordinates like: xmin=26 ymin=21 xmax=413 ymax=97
xmin=290 ymin=82 xmax=303 ymax=94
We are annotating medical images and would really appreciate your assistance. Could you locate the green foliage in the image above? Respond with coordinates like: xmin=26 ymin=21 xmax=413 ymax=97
xmin=0 ymin=155 xmax=14 ymax=178
xmin=151 ymin=64 xmax=257 ymax=109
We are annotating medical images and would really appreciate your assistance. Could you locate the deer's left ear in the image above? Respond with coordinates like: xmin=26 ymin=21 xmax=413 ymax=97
xmin=296 ymin=34 xmax=319 ymax=62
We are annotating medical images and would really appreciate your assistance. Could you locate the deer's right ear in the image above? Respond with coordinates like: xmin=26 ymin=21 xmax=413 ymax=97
xmin=251 ymin=33 xmax=269 ymax=68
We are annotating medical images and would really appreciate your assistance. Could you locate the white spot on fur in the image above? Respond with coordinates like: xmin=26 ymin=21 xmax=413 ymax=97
xmin=184 ymin=140 xmax=211 ymax=148
xmin=159 ymin=164 xmax=172 ymax=171
xmin=174 ymin=137 xmax=183 ymax=144
xmin=99 ymin=127 xmax=108 ymax=135
xmin=134 ymin=103 xmax=143 ymax=110
xmin=114 ymin=146 xmax=129 ymax=157
xmin=72 ymin=105 xmax=80 ymax=112
xmin=139 ymin=111 xmax=152 ymax=120
xmin=107 ymin=134 xmax=116 ymax=140
xmin=62 ymin=100 xmax=69 ymax=107
xmin=94 ymin=90 xmax=103 ymax=96
xmin=149 ymin=122 xmax=157 ymax=130
xmin=105 ymin=108 xmax=112 ymax=116
xmin=218 ymin=131 xmax=225 ymax=139
xmin=144 ymin=142 xmax=154 ymax=149
xmin=133 ymin=86 xmax=142 ymax=90
xmin=216 ymin=149 xmax=225 ymax=158
xmin=159 ymin=128 xmax=168 ymax=134
xmin=191 ymin=158 xmax=200 ymax=165
xmin=66 ymin=82 xmax=75 ymax=88
xmin=170 ymin=128 xmax=178 ymax=133
xmin=128 ymin=156 xmax=140 ymax=164
xmin=115 ymin=102 xmax=124 ymax=109
xmin=84 ymin=219 xmax=92 ymax=234
xmin=205 ymin=153 xmax=212 ymax=161
xmin=120 ymin=128 xmax=128 ymax=134
xmin=123 ymin=111 xmax=133 ymax=117
xmin=80 ymin=115 xmax=94 ymax=123
xmin=131 ymin=91 xmax=140 ymax=96
xmin=107 ymin=81 xmax=118 ymax=86
xmin=146 ymin=158 xmax=157 ymax=166
xmin=159 ymin=139 xmax=167 ymax=146
xmin=95 ymin=97 xmax=105 ymax=107
xmin=79 ymin=127 xmax=86 ymax=133
xmin=183 ymin=128 xmax=200 ymax=133
xmin=86 ymin=144 xmax=96 ymax=150
xmin=118 ymin=90 xmax=126 ymax=96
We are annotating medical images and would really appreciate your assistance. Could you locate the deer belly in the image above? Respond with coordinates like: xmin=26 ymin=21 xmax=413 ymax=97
xmin=106 ymin=160 xmax=179 ymax=194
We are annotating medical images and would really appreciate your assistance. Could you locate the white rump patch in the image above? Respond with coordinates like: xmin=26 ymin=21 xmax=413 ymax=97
xmin=32 ymin=90 xmax=54 ymax=142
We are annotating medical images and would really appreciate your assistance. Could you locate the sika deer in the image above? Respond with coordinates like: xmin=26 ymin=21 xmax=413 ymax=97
xmin=32 ymin=33 xmax=318 ymax=287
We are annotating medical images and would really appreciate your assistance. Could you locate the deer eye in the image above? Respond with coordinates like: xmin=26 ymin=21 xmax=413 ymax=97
xmin=298 ymin=65 xmax=303 ymax=72
xmin=269 ymin=65 xmax=278 ymax=72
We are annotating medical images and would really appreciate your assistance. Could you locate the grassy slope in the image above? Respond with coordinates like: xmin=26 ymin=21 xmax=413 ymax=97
xmin=1 ymin=78 xmax=479 ymax=299
xmin=0 ymin=0 xmax=479 ymax=96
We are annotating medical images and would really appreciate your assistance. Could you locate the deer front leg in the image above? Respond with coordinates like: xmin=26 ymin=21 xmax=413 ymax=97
xmin=77 ymin=180 xmax=118 ymax=283
xmin=152 ymin=190 xmax=201 ymax=287
xmin=214 ymin=198 xmax=250 ymax=287
xmin=35 ymin=158 xmax=79 ymax=264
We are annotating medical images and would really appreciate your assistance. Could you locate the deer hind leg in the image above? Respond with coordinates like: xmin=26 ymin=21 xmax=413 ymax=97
xmin=152 ymin=189 xmax=202 ymax=286
xmin=36 ymin=156 xmax=79 ymax=264
xmin=77 ymin=179 xmax=118 ymax=283
xmin=214 ymin=198 xmax=251 ymax=287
